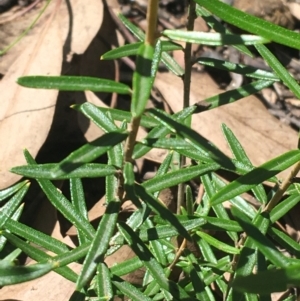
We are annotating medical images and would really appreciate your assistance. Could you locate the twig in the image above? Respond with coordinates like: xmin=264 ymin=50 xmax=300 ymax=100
xmin=0 ymin=0 xmax=42 ymax=25
xmin=263 ymin=160 xmax=300 ymax=212
xmin=169 ymin=238 xmax=187 ymax=271
xmin=177 ymin=1 xmax=197 ymax=213
xmin=124 ymin=0 xmax=158 ymax=163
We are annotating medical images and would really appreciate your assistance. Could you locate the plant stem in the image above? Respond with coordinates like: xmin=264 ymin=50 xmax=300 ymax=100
xmin=169 ymin=238 xmax=187 ymax=270
xmin=145 ymin=0 xmax=159 ymax=46
xmin=124 ymin=0 xmax=158 ymax=163
xmin=263 ymin=161 xmax=300 ymax=212
xmin=124 ymin=116 xmax=141 ymax=162
xmin=177 ymin=1 xmax=197 ymax=213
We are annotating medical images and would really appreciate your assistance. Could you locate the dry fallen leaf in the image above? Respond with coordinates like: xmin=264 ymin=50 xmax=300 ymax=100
xmin=0 ymin=0 xmax=104 ymax=189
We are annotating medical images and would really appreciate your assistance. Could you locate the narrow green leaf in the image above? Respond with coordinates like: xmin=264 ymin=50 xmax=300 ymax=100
xmin=70 ymin=178 xmax=88 ymax=244
xmin=110 ymin=256 xmax=143 ymax=277
xmin=210 ymin=150 xmax=300 ymax=206
xmin=196 ymin=231 xmax=240 ymax=254
xmin=222 ymin=124 xmax=267 ymax=204
xmin=118 ymin=13 xmax=184 ymax=76
xmin=255 ymin=44 xmax=300 ymax=99
xmin=118 ymin=13 xmax=145 ymax=40
xmin=72 ymin=102 xmax=120 ymax=133
xmin=144 ymin=219 xmax=167 ymax=266
xmin=117 ymin=223 xmax=191 ymax=300
xmin=101 ymin=41 xmax=182 ymax=60
xmin=201 ymin=173 xmax=238 ymax=241
xmin=148 ymin=108 xmax=235 ymax=169
xmin=108 ymin=203 xmax=151 ymax=254
xmin=268 ymin=227 xmax=300 ymax=257
xmin=184 ymin=252 xmax=213 ymax=301
xmin=231 ymin=207 xmax=291 ymax=268
xmin=270 ymin=194 xmax=300 ymax=223
xmin=233 ymin=263 xmax=300 ymax=294
xmin=131 ymin=43 xmax=155 ymax=117
xmin=1 ymin=213 xmax=69 ymax=254
xmin=200 ymin=216 xmax=242 ymax=232
xmin=0 ymin=180 xmax=28 ymax=202
xmin=50 ymin=132 xmax=127 ymax=178
xmin=23 ymin=149 xmax=95 ymax=240
xmin=73 ymin=104 xmax=159 ymax=128
xmin=17 ymin=76 xmax=131 ymax=94
xmin=76 ymin=200 xmax=121 ymax=290
xmin=0 ymin=204 xmax=23 ymax=252
xmin=11 ymin=163 xmax=116 ymax=179
xmin=0 ymin=183 xmax=29 ymax=227
xmin=212 ymin=173 xmax=256 ymax=219
xmin=133 ymin=105 xmax=198 ymax=159
xmin=108 ymin=153 xmax=173 ymax=253
xmin=112 ymin=217 xmax=207 ymax=245
xmin=123 ymin=162 xmax=141 ymax=208
xmin=195 ymin=5 xmax=253 ymax=57
xmin=195 ymin=0 xmax=300 ymax=50
xmin=143 ymin=163 xmax=220 ymax=193
xmin=186 ymin=185 xmax=194 ymax=216
xmin=163 ymin=30 xmax=268 ymax=45
xmin=135 ymin=185 xmax=191 ymax=241
xmin=0 ymin=261 xmax=53 ymax=286
xmin=112 ymin=276 xmax=153 ymax=301
xmin=97 ymin=263 xmax=113 ymax=301
xmin=232 ymin=214 xmax=265 ymax=283
xmin=161 ymin=50 xmax=185 ymax=76
xmin=3 ymin=232 xmax=78 ymax=283
xmin=270 ymin=226 xmax=300 ymax=253
xmin=49 ymin=241 xmax=91 ymax=268
xmin=202 ymin=80 xmax=274 ymax=110
xmin=2 ymin=248 xmax=22 ymax=265
xmin=139 ymin=137 xmax=190 ymax=150
xmin=198 ymin=58 xmax=279 ymax=81
xmin=117 ymin=223 xmax=168 ymax=287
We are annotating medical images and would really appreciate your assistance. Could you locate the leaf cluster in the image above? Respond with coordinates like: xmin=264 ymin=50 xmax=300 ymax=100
xmin=1 ymin=0 xmax=300 ymax=300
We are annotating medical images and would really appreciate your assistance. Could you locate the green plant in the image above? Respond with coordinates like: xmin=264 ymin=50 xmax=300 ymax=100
xmin=1 ymin=0 xmax=300 ymax=300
